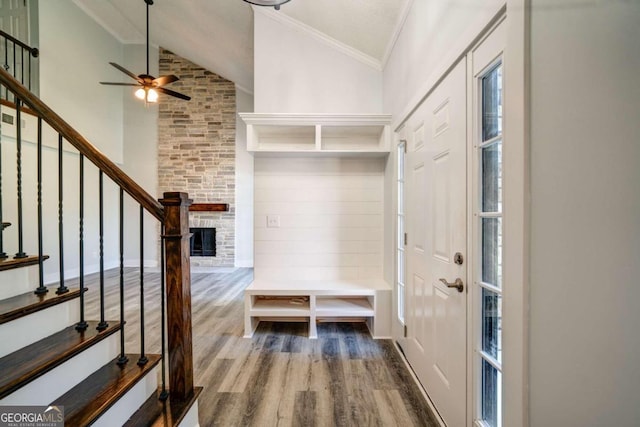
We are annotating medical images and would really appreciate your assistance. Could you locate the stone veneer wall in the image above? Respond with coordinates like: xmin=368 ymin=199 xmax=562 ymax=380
xmin=158 ymin=48 xmax=235 ymax=266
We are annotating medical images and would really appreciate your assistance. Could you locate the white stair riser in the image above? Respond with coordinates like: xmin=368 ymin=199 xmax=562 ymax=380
xmin=0 ymin=267 xmax=36 ymax=300
xmin=92 ymin=365 xmax=159 ymax=427
xmin=0 ymin=300 xmax=80 ymax=358
xmin=0 ymin=333 xmax=119 ymax=405
xmin=178 ymin=400 xmax=200 ymax=427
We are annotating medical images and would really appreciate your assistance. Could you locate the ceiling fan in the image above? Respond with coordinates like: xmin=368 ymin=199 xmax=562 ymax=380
xmin=99 ymin=0 xmax=190 ymax=102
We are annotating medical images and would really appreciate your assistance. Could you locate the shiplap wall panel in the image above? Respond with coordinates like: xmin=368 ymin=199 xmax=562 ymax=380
xmin=254 ymin=201 xmax=384 ymax=216
xmin=254 ymin=241 xmax=380 ymax=255
xmin=254 ymin=157 xmax=385 ymax=281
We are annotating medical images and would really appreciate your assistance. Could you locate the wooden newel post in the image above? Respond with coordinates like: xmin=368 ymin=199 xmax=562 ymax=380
xmin=159 ymin=192 xmax=194 ymax=400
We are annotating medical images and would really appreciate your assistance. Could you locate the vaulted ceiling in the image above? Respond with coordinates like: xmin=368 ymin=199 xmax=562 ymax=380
xmin=73 ymin=0 xmax=410 ymax=92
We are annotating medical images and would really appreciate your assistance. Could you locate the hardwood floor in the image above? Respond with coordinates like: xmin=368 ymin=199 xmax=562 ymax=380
xmin=76 ymin=267 xmax=439 ymax=426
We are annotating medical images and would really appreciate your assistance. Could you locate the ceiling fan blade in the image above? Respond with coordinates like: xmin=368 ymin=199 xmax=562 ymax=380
xmin=108 ymin=62 xmax=143 ymax=82
xmin=99 ymin=82 xmax=140 ymax=86
xmin=153 ymin=74 xmax=179 ymax=87
xmin=157 ymin=86 xmax=191 ymax=101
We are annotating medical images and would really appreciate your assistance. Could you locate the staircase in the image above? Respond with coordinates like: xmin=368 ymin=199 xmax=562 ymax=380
xmin=0 ymin=33 xmax=201 ymax=426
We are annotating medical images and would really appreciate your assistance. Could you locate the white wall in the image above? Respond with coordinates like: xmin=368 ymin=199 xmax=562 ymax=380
xmin=0 ymin=2 xmax=127 ymax=284
xmin=383 ymin=0 xmax=503 ymax=122
xmin=121 ymin=44 xmax=160 ymax=267
xmin=253 ymin=157 xmax=385 ymax=281
xmin=0 ymin=119 xmax=120 ymax=284
xmin=528 ymin=2 xmax=640 ymax=425
xmin=38 ymin=0 xmax=124 ymax=162
xmin=253 ymin=9 xmax=382 ymax=115
xmin=235 ymin=87 xmax=254 ymax=267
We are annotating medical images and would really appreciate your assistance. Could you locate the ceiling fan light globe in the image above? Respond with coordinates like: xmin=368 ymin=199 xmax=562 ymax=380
xmin=135 ymin=88 xmax=146 ymax=100
xmin=242 ymin=0 xmax=291 ymax=9
xmin=147 ymin=88 xmax=159 ymax=103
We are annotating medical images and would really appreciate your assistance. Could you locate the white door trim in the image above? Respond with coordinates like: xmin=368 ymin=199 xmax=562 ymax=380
xmin=502 ymin=1 xmax=530 ymax=426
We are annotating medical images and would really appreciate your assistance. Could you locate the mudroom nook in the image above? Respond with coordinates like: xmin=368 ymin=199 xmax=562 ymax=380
xmin=241 ymin=113 xmax=394 ymax=339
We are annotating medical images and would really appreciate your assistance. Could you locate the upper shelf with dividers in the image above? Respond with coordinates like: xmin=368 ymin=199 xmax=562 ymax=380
xmin=239 ymin=113 xmax=392 ymax=157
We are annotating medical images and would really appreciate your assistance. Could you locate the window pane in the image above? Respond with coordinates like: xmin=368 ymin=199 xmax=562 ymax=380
xmin=482 ymin=65 xmax=503 ymax=141
xmin=482 ymin=141 xmax=502 ymax=212
xmin=481 ymin=358 xmax=501 ymax=427
xmin=482 ymin=217 xmax=502 ymax=288
xmin=398 ymin=282 xmax=405 ymax=322
xmin=482 ymin=288 xmax=502 ymax=362
xmin=397 ymin=250 xmax=404 ymax=285
xmin=398 ymin=182 xmax=404 ymax=214
xmin=398 ymin=143 xmax=405 ymax=177
xmin=397 ymin=216 xmax=404 ymax=247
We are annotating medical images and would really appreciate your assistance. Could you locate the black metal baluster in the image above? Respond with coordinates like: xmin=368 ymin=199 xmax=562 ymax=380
xmin=20 ymin=48 xmax=24 ymax=86
xmin=97 ymin=171 xmax=108 ymax=332
xmin=56 ymin=135 xmax=68 ymax=294
xmin=76 ymin=154 xmax=88 ymax=332
xmin=34 ymin=118 xmax=47 ymax=295
xmin=159 ymin=224 xmax=168 ymax=400
xmin=0 ymin=127 xmax=6 ymax=259
xmin=137 ymin=206 xmax=147 ymax=366
xmin=117 ymin=188 xmax=128 ymax=365
xmin=27 ymin=50 xmax=31 ymax=91
xmin=12 ymin=40 xmax=15 ymax=80
xmin=14 ymin=99 xmax=26 ymax=259
xmin=3 ymin=38 xmax=8 ymax=99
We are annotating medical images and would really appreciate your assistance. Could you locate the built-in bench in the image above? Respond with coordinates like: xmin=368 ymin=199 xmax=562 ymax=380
xmin=244 ymin=278 xmax=392 ymax=339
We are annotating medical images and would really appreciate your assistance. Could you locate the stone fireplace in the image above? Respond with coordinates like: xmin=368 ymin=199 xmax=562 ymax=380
xmin=158 ymin=48 xmax=235 ymax=267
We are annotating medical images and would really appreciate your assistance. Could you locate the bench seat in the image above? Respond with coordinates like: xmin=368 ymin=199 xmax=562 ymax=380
xmin=244 ymin=278 xmax=392 ymax=339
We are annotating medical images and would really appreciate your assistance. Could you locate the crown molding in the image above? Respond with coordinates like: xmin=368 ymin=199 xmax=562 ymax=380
xmin=381 ymin=0 xmax=414 ymax=70
xmin=253 ymin=6 xmax=382 ymax=71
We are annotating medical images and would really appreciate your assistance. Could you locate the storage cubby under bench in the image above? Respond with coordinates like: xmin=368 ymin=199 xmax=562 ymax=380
xmin=244 ymin=279 xmax=392 ymax=339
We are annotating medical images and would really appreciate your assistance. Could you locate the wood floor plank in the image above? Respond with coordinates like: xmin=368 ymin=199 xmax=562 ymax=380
xmin=373 ymin=389 xmax=416 ymax=427
xmin=346 ymin=359 xmax=384 ymax=426
xmin=275 ymin=352 xmax=312 ymax=426
xmin=293 ymin=390 xmax=317 ymax=427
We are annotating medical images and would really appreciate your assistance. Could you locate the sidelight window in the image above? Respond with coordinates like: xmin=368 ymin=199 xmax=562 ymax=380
xmin=397 ymin=140 xmax=406 ymax=324
xmin=476 ymin=62 xmax=503 ymax=427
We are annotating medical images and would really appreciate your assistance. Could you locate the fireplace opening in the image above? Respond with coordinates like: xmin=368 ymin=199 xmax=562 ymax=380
xmin=190 ymin=227 xmax=216 ymax=257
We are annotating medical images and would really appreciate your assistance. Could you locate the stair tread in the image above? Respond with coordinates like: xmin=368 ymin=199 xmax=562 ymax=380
xmin=0 ymin=321 xmax=121 ymax=399
xmin=0 ymin=288 xmax=83 ymax=325
xmin=123 ymin=387 xmax=203 ymax=427
xmin=0 ymin=255 xmax=49 ymax=272
xmin=52 ymin=354 xmax=161 ymax=427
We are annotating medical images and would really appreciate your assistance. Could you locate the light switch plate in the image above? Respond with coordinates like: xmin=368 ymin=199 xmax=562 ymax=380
xmin=267 ymin=215 xmax=280 ymax=228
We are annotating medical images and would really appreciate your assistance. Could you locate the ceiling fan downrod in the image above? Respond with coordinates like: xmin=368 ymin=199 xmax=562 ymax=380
xmin=98 ymin=0 xmax=191 ymax=102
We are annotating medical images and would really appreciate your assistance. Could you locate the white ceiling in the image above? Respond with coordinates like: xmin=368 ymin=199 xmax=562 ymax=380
xmin=72 ymin=0 xmax=410 ymax=93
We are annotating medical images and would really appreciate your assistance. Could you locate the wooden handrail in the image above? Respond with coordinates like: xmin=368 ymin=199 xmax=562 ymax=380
xmin=0 ymin=30 xmax=39 ymax=57
xmin=0 ymin=67 xmax=164 ymax=221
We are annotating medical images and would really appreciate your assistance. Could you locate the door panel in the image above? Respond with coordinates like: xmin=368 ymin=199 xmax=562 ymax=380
xmin=400 ymin=59 xmax=467 ymax=427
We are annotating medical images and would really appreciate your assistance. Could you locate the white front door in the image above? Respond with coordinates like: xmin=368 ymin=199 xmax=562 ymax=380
xmin=401 ymin=59 xmax=467 ymax=427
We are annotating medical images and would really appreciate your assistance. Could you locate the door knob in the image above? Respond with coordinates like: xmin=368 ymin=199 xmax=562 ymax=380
xmin=439 ymin=278 xmax=464 ymax=293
